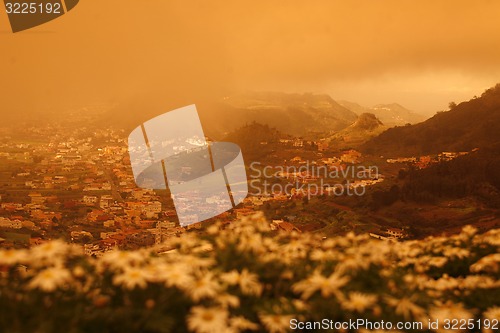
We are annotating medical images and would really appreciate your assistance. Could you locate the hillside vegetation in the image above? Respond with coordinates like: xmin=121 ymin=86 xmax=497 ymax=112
xmin=339 ymin=101 xmax=426 ymax=126
xmin=0 ymin=213 xmax=499 ymax=333
xmin=328 ymin=113 xmax=386 ymax=148
xmin=209 ymin=92 xmax=358 ymax=138
xmin=362 ymin=84 xmax=500 ymax=157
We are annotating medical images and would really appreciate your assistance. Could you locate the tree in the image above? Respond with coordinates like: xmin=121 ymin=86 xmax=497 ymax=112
xmin=448 ymin=101 xmax=457 ymax=109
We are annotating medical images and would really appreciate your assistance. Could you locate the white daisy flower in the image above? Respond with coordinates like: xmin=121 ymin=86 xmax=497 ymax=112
xmin=470 ymin=254 xmax=500 ymax=274
xmin=385 ymin=296 xmax=424 ymax=320
xmin=292 ymin=269 xmax=349 ymax=299
xmin=158 ymin=262 xmax=194 ymax=289
xmin=229 ymin=316 xmax=259 ymax=331
xmin=429 ymin=303 xmax=473 ymax=333
xmin=237 ymin=234 xmax=264 ymax=254
xmin=186 ymin=272 xmax=221 ymax=301
xmin=259 ymin=313 xmax=293 ymax=333
xmin=0 ymin=248 xmax=28 ymax=266
xmin=100 ymin=250 xmax=145 ymax=269
xmin=187 ymin=306 xmax=229 ymax=333
xmin=30 ymin=240 xmax=69 ymax=262
xmin=215 ymin=293 xmax=240 ymax=309
xmin=112 ymin=266 xmax=149 ymax=289
xmin=221 ymin=269 xmax=263 ymax=296
xmin=341 ymin=292 xmax=377 ymax=313
xmin=28 ymin=266 xmax=72 ymax=292
xmin=483 ymin=306 xmax=500 ymax=333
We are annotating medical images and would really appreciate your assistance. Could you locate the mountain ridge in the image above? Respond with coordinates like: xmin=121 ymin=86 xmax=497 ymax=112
xmin=328 ymin=112 xmax=386 ymax=148
xmin=338 ymin=100 xmax=426 ymax=126
xmin=362 ymin=84 xmax=500 ymax=157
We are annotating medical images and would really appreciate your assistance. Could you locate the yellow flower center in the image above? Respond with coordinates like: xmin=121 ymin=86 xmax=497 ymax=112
xmin=202 ymin=312 xmax=214 ymax=322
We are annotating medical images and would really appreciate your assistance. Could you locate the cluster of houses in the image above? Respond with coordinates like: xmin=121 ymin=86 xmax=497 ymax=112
xmin=263 ymin=148 xmax=383 ymax=197
xmin=287 ymin=149 xmax=363 ymax=166
xmin=0 ymin=119 xmax=283 ymax=254
xmin=261 ymin=137 xmax=330 ymax=152
xmin=0 ymin=123 xmax=193 ymax=253
xmin=387 ymin=150 xmax=476 ymax=169
xmin=0 ymin=116 xmax=411 ymax=252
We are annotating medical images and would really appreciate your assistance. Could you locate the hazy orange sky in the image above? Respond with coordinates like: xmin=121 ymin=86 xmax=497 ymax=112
xmin=1 ymin=0 xmax=500 ymax=117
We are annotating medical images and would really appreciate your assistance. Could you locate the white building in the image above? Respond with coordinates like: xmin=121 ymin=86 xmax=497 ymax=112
xmin=0 ymin=218 xmax=22 ymax=229
xmin=142 ymin=201 xmax=162 ymax=215
xmin=83 ymin=195 xmax=98 ymax=205
xmin=100 ymin=195 xmax=114 ymax=209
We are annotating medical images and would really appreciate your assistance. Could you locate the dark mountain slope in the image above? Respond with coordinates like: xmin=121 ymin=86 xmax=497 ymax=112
xmin=222 ymin=122 xmax=292 ymax=161
xmin=362 ymin=84 xmax=500 ymax=157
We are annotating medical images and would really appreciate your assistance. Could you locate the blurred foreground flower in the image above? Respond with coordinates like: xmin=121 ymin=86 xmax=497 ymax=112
xmin=0 ymin=214 xmax=498 ymax=333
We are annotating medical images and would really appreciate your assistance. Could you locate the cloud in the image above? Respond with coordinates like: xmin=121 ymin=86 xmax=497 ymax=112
xmin=1 ymin=0 xmax=499 ymax=116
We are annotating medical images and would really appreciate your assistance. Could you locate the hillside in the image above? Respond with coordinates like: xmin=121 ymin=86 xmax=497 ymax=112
xmin=371 ymin=103 xmax=427 ymax=125
xmin=350 ymin=112 xmax=383 ymax=131
xmin=207 ymin=92 xmax=358 ymax=138
xmin=401 ymin=145 xmax=500 ymax=207
xmin=338 ymin=101 xmax=426 ymax=126
xmin=328 ymin=113 xmax=386 ymax=148
xmin=362 ymin=84 xmax=500 ymax=157
xmin=223 ymin=122 xmax=284 ymax=144
xmin=372 ymin=144 xmax=500 ymax=209
xmin=95 ymin=92 xmax=358 ymax=140
xmin=222 ymin=122 xmax=291 ymax=160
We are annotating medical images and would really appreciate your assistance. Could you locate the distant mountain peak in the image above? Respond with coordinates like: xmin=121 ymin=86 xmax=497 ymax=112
xmin=373 ymin=102 xmax=405 ymax=109
xmin=212 ymin=91 xmax=358 ymax=138
xmin=339 ymin=100 xmax=427 ymax=126
xmin=353 ymin=113 xmax=384 ymax=131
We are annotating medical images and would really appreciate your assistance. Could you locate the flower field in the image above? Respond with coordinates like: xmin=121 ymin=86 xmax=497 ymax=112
xmin=0 ymin=213 xmax=499 ymax=333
